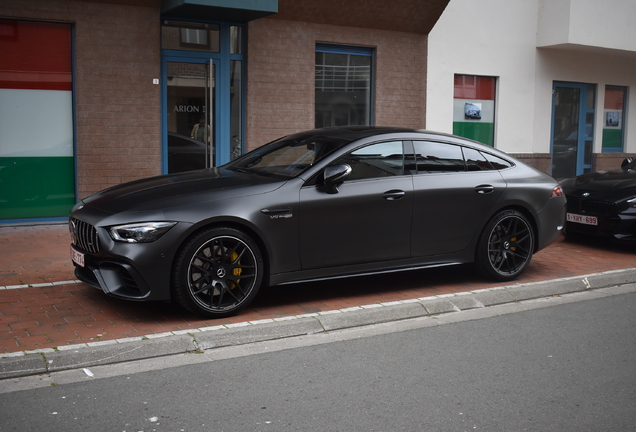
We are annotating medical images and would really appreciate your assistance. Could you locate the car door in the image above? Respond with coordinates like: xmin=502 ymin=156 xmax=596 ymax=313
xmin=410 ymin=141 xmax=507 ymax=257
xmin=299 ymin=141 xmax=413 ymax=270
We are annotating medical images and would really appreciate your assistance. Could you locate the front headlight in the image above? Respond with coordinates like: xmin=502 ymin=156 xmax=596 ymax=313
xmin=109 ymin=222 xmax=177 ymax=243
xmin=627 ymin=197 xmax=636 ymax=208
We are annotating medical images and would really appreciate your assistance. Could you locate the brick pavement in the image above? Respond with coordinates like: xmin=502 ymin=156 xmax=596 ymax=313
xmin=0 ymin=224 xmax=634 ymax=354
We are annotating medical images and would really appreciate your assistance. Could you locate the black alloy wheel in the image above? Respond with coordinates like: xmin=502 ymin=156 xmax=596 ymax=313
xmin=476 ymin=210 xmax=534 ymax=281
xmin=173 ymin=227 xmax=264 ymax=318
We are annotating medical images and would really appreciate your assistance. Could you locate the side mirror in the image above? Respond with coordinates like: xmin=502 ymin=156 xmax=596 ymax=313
xmin=323 ymin=164 xmax=352 ymax=194
xmin=621 ymin=158 xmax=635 ymax=171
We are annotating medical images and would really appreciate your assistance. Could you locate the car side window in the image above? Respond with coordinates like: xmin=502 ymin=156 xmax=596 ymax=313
xmin=338 ymin=141 xmax=405 ymax=180
xmin=482 ymin=152 xmax=513 ymax=170
xmin=463 ymin=147 xmax=494 ymax=171
xmin=413 ymin=141 xmax=465 ymax=173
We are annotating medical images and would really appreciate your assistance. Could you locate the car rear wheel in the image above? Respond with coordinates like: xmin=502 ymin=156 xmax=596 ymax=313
xmin=476 ymin=210 xmax=534 ymax=281
xmin=173 ymin=227 xmax=264 ymax=318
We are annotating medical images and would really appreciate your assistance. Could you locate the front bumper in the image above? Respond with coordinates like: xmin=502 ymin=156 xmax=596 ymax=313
xmin=69 ymin=219 xmax=194 ymax=301
xmin=565 ymin=212 xmax=636 ymax=243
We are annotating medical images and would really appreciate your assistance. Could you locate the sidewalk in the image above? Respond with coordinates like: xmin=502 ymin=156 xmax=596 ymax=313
xmin=1 ymin=223 xmax=635 ymax=378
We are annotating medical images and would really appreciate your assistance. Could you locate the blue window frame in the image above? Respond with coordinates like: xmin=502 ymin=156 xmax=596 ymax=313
xmin=161 ymin=20 xmax=245 ymax=173
xmin=551 ymin=82 xmax=596 ymax=178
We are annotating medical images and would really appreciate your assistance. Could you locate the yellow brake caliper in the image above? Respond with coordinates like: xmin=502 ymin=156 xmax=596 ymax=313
xmin=230 ymin=251 xmax=242 ymax=289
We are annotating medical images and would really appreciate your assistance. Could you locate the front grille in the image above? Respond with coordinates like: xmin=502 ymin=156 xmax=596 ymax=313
xmin=566 ymin=196 xmax=618 ymax=216
xmin=70 ymin=218 xmax=100 ymax=254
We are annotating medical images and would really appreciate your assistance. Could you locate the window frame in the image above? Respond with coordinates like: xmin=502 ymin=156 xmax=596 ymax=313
xmin=315 ymin=43 xmax=375 ymax=127
xmin=452 ymin=74 xmax=497 ymax=147
xmin=602 ymin=85 xmax=628 ymax=153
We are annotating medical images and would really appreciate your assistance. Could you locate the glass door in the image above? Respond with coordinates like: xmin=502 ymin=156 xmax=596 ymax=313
xmin=165 ymin=60 xmax=218 ymax=173
xmin=551 ymin=82 xmax=595 ymax=180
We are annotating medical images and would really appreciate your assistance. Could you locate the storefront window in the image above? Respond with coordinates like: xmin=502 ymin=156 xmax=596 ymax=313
xmin=0 ymin=19 xmax=74 ymax=220
xmin=602 ymin=86 xmax=626 ymax=152
xmin=315 ymin=44 xmax=373 ymax=128
xmin=453 ymin=75 xmax=497 ymax=146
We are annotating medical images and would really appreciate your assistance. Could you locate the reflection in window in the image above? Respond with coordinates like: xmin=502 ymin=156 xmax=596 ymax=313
xmin=482 ymin=152 xmax=512 ymax=170
xmin=603 ymin=86 xmax=626 ymax=152
xmin=230 ymin=26 xmax=242 ymax=54
xmin=181 ymin=28 xmax=208 ymax=47
xmin=230 ymin=60 xmax=242 ymax=160
xmin=228 ymin=135 xmax=349 ymax=179
xmin=315 ymin=44 xmax=373 ymax=128
xmin=413 ymin=141 xmax=465 ymax=173
xmin=338 ymin=142 xmax=404 ymax=180
xmin=463 ymin=147 xmax=493 ymax=171
xmin=162 ymin=21 xmax=220 ymax=53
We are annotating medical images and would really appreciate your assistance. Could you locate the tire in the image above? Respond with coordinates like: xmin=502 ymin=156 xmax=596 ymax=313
xmin=172 ymin=227 xmax=264 ymax=318
xmin=475 ymin=210 xmax=534 ymax=281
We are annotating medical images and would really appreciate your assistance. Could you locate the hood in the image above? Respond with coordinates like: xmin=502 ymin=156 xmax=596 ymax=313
xmin=561 ymin=168 xmax=636 ymax=201
xmin=571 ymin=169 xmax=636 ymax=190
xmin=81 ymin=168 xmax=286 ymax=214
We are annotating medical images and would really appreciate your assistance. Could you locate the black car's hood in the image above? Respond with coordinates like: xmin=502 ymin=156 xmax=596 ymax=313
xmin=562 ymin=169 xmax=636 ymax=200
xmin=571 ymin=169 xmax=636 ymax=189
xmin=81 ymin=168 xmax=286 ymax=214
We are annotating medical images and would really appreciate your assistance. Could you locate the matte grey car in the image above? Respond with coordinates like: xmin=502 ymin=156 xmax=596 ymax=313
xmin=69 ymin=127 xmax=566 ymax=317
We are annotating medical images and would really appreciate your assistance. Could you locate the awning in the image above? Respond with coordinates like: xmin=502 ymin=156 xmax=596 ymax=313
xmin=161 ymin=0 xmax=278 ymax=22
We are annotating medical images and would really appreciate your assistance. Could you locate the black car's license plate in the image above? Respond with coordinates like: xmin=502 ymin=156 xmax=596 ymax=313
xmin=567 ymin=213 xmax=598 ymax=226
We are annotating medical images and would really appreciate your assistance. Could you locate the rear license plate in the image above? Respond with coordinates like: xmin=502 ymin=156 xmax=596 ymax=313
xmin=71 ymin=246 xmax=85 ymax=267
xmin=567 ymin=213 xmax=598 ymax=226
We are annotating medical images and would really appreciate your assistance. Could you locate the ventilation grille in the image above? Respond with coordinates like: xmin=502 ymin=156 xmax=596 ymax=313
xmin=70 ymin=218 xmax=100 ymax=254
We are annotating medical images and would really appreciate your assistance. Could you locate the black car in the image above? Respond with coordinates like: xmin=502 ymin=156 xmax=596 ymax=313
xmin=69 ymin=127 xmax=566 ymax=317
xmin=560 ymin=157 xmax=636 ymax=243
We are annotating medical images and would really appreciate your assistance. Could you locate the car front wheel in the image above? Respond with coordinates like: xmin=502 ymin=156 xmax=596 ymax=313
xmin=476 ymin=210 xmax=534 ymax=281
xmin=173 ymin=227 xmax=264 ymax=318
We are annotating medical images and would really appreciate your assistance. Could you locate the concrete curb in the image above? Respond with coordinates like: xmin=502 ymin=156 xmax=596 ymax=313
xmin=2 ymin=268 xmax=635 ymax=380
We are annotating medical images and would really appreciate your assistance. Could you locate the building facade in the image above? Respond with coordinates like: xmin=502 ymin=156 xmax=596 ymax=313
xmin=1 ymin=0 xmax=635 ymax=223
xmin=0 ymin=0 xmax=447 ymax=222
xmin=426 ymin=0 xmax=636 ymax=177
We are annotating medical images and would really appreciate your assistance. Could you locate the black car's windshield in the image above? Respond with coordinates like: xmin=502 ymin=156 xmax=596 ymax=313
xmin=226 ymin=134 xmax=351 ymax=178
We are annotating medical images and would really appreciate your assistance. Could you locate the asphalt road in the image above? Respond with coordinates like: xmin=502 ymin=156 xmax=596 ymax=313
xmin=1 ymin=288 xmax=635 ymax=432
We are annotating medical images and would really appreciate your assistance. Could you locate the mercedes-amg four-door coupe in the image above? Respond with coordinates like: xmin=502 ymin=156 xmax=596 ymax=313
xmin=69 ymin=127 xmax=566 ymax=317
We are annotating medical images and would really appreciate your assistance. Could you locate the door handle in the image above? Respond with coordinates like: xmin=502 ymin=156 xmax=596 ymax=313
xmin=383 ymin=190 xmax=405 ymax=200
xmin=475 ymin=185 xmax=495 ymax=194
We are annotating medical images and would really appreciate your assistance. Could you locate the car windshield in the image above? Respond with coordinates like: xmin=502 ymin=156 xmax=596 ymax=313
xmin=226 ymin=134 xmax=351 ymax=178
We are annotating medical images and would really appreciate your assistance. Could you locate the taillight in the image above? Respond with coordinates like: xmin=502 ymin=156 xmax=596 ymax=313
xmin=550 ymin=185 xmax=564 ymax=198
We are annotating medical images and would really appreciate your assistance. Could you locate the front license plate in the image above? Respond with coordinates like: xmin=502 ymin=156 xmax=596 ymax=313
xmin=71 ymin=246 xmax=85 ymax=267
xmin=567 ymin=213 xmax=598 ymax=226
